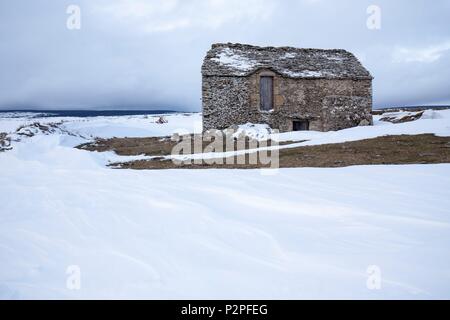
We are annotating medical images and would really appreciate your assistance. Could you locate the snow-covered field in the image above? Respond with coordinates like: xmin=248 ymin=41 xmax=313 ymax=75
xmin=1 ymin=111 xmax=450 ymax=299
xmin=0 ymin=112 xmax=203 ymax=139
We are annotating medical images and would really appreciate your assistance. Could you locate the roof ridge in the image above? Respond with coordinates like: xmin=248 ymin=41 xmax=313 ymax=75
xmin=211 ymin=43 xmax=350 ymax=53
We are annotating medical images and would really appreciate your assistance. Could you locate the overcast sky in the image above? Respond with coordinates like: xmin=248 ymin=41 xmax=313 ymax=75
xmin=0 ymin=0 xmax=449 ymax=111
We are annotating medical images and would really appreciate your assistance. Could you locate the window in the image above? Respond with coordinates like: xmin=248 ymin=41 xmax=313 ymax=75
xmin=293 ymin=120 xmax=310 ymax=131
xmin=260 ymin=76 xmax=273 ymax=111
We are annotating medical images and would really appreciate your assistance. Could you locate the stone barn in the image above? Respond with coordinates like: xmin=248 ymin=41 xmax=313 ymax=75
xmin=201 ymin=43 xmax=373 ymax=132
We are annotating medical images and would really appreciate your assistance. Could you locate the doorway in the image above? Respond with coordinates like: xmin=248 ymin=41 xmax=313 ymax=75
xmin=293 ymin=120 xmax=309 ymax=131
xmin=260 ymin=76 xmax=274 ymax=111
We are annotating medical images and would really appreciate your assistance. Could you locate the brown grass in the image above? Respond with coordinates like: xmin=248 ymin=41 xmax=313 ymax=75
xmin=94 ymin=134 xmax=450 ymax=170
xmin=77 ymin=136 xmax=177 ymax=156
xmin=76 ymin=135 xmax=290 ymax=157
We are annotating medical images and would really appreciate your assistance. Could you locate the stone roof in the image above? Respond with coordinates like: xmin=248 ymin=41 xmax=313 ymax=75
xmin=202 ymin=43 xmax=372 ymax=80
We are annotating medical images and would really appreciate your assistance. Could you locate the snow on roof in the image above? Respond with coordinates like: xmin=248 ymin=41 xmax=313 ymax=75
xmin=210 ymin=48 xmax=258 ymax=74
xmin=202 ymin=43 xmax=372 ymax=80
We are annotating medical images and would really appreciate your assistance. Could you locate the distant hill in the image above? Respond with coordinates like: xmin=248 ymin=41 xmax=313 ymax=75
xmin=373 ymin=105 xmax=450 ymax=114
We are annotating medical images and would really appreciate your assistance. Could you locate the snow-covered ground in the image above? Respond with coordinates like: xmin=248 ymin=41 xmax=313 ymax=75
xmin=0 ymin=112 xmax=202 ymax=139
xmin=0 ymin=111 xmax=450 ymax=299
xmin=273 ymin=109 xmax=450 ymax=143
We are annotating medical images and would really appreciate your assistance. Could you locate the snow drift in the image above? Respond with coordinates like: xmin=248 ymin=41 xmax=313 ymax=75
xmin=0 ymin=110 xmax=450 ymax=299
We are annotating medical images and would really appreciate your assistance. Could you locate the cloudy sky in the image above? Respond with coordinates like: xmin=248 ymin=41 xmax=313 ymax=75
xmin=0 ymin=0 xmax=449 ymax=111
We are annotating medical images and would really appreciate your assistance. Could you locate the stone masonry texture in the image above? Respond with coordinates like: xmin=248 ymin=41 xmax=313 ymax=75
xmin=202 ymin=43 xmax=373 ymax=132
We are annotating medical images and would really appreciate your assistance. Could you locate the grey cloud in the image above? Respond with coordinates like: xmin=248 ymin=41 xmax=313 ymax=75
xmin=0 ymin=0 xmax=449 ymax=110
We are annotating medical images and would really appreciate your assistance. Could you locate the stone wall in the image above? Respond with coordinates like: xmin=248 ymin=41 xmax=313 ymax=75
xmin=202 ymin=70 xmax=373 ymax=132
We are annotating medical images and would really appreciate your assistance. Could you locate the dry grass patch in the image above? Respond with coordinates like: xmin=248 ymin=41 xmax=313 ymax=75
xmin=76 ymin=135 xmax=290 ymax=157
xmin=108 ymin=134 xmax=450 ymax=170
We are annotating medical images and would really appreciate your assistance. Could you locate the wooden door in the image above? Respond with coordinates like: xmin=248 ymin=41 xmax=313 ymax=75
xmin=260 ymin=76 xmax=273 ymax=111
